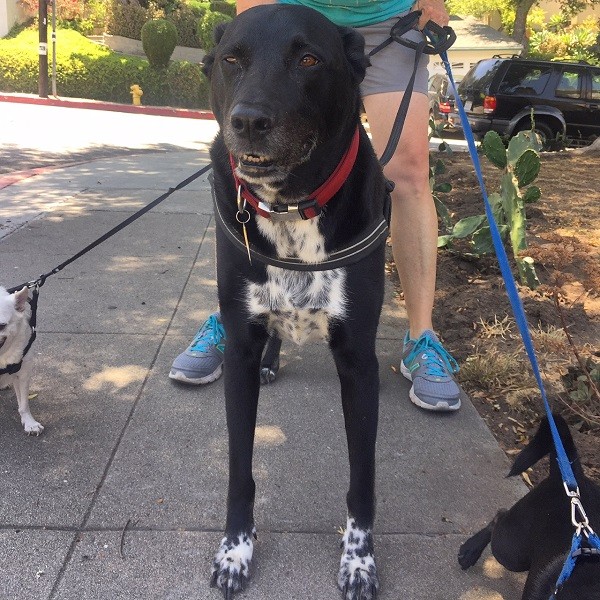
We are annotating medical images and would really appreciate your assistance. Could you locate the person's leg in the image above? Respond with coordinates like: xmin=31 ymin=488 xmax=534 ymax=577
xmin=363 ymin=92 xmax=435 ymax=340
xmin=362 ymin=91 xmax=460 ymax=411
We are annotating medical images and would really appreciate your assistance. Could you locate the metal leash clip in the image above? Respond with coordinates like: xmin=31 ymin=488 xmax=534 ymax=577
xmin=236 ymin=185 xmax=252 ymax=264
xmin=564 ymin=483 xmax=596 ymax=538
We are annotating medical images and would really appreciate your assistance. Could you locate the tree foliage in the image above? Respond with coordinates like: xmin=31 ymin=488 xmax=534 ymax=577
xmin=447 ymin=0 xmax=600 ymax=46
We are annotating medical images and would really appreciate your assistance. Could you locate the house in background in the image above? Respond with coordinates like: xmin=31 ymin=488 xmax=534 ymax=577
xmin=0 ymin=0 xmax=24 ymax=38
xmin=430 ymin=16 xmax=523 ymax=80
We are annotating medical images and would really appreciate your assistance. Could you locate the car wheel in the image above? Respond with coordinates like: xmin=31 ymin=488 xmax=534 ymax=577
xmin=516 ymin=121 xmax=555 ymax=148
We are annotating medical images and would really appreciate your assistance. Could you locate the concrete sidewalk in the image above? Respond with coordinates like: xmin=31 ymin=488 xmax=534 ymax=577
xmin=0 ymin=104 xmax=524 ymax=599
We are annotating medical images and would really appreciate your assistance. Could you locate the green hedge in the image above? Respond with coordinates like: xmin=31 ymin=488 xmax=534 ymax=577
xmin=0 ymin=29 xmax=210 ymax=109
xmin=107 ymin=0 xmax=220 ymax=49
xmin=197 ymin=11 xmax=232 ymax=52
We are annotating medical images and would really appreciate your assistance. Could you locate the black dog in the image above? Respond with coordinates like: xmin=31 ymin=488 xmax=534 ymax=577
xmin=202 ymin=5 xmax=388 ymax=599
xmin=458 ymin=414 xmax=600 ymax=599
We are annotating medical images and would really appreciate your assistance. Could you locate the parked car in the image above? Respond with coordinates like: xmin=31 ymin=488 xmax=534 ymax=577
xmin=451 ymin=57 xmax=600 ymax=146
xmin=428 ymin=73 xmax=456 ymax=128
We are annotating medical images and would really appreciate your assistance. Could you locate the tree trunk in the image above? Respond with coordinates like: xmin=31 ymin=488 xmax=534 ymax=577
xmin=512 ymin=0 xmax=537 ymax=52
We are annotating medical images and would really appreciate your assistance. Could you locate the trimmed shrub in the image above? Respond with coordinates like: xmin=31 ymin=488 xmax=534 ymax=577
xmin=197 ymin=11 xmax=232 ymax=51
xmin=106 ymin=0 xmax=214 ymax=49
xmin=141 ymin=18 xmax=178 ymax=68
xmin=168 ymin=5 xmax=204 ymax=48
xmin=0 ymin=29 xmax=209 ymax=109
xmin=107 ymin=0 xmax=153 ymax=40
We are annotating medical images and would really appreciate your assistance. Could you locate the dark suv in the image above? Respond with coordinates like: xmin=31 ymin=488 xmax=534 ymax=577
xmin=453 ymin=57 xmax=600 ymax=145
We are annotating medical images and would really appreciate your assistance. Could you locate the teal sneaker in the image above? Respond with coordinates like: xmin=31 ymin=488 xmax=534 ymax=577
xmin=400 ymin=330 xmax=461 ymax=412
xmin=169 ymin=313 xmax=226 ymax=385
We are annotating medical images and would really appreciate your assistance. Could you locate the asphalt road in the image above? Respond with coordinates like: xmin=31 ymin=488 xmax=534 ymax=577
xmin=0 ymin=101 xmax=219 ymax=175
xmin=0 ymin=100 xmax=468 ymax=176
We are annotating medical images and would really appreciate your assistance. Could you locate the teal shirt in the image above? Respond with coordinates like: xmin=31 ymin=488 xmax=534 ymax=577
xmin=279 ymin=0 xmax=414 ymax=27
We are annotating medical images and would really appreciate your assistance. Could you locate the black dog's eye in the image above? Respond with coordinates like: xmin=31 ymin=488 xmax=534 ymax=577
xmin=223 ymin=56 xmax=238 ymax=65
xmin=299 ymin=54 xmax=319 ymax=67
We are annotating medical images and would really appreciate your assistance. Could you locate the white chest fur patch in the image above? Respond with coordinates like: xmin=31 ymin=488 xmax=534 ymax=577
xmin=246 ymin=216 xmax=347 ymax=345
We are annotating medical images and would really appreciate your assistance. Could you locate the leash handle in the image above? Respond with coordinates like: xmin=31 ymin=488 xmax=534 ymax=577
xmin=388 ymin=11 xmax=456 ymax=55
xmin=371 ymin=11 xmax=456 ymax=167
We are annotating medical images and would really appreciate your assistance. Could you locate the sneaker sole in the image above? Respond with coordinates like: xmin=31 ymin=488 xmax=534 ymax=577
xmin=169 ymin=364 xmax=223 ymax=385
xmin=400 ymin=361 xmax=461 ymax=412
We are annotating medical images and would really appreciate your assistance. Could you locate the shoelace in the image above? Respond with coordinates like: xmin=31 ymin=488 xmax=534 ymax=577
xmin=189 ymin=314 xmax=225 ymax=354
xmin=406 ymin=335 xmax=459 ymax=378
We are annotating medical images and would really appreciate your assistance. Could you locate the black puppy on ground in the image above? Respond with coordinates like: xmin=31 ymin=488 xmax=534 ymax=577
xmin=202 ymin=5 xmax=388 ymax=600
xmin=458 ymin=414 xmax=600 ymax=599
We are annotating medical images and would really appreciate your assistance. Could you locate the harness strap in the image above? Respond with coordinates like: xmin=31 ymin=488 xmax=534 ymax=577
xmin=214 ymin=188 xmax=389 ymax=271
xmin=0 ymin=286 xmax=39 ymax=376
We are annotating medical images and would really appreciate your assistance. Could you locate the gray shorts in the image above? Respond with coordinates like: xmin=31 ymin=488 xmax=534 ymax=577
xmin=358 ymin=12 xmax=429 ymax=98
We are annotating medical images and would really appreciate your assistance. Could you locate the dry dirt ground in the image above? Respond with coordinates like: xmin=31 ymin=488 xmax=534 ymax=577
xmin=404 ymin=149 xmax=600 ymax=485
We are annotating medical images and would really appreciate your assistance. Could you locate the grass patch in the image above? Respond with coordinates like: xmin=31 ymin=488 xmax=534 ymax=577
xmin=0 ymin=28 xmax=209 ymax=109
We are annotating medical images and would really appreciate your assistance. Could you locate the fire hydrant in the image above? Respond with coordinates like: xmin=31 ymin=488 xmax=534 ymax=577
xmin=130 ymin=84 xmax=143 ymax=106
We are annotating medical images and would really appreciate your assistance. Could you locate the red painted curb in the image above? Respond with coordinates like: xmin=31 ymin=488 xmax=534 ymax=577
xmin=0 ymin=93 xmax=215 ymax=120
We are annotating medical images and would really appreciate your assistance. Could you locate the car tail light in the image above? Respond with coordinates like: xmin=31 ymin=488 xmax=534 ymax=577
xmin=483 ymin=96 xmax=497 ymax=113
xmin=439 ymin=102 xmax=452 ymax=113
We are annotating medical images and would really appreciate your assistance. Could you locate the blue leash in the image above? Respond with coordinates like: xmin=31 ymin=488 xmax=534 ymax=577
xmin=438 ymin=49 xmax=600 ymax=594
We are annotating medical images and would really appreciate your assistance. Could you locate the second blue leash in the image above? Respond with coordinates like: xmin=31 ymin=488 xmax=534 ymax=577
xmin=439 ymin=51 xmax=600 ymax=594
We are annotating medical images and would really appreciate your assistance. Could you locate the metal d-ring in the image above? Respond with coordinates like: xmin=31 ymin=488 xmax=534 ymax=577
xmin=236 ymin=207 xmax=251 ymax=224
xmin=236 ymin=186 xmax=251 ymax=224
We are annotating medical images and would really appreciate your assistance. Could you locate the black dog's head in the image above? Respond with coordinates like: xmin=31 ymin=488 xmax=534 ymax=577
xmin=202 ymin=4 xmax=369 ymax=185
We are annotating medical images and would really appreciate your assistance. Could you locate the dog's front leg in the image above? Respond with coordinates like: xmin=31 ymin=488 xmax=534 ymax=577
xmin=13 ymin=360 xmax=43 ymax=435
xmin=211 ymin=327 xmax=266 ymax=598
xmin=331 ymin=330 xmax=379 ymax=600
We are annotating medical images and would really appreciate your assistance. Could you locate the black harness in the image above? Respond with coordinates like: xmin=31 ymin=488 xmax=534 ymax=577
xmin=0 ymin=286 xmax=39 ymax=376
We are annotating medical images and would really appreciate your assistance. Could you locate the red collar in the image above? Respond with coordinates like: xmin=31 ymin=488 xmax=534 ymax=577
xmin=230 ymin=126 xmax=360 ymax=221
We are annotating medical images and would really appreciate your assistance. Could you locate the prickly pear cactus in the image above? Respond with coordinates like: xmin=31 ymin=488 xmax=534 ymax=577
xmin=437 ymin=128 xmax=543 ymax=290
xmin=466 ymin=130 xmax=542 ymax=288
xmin=487 ymin=130 xmax=542 ymax=288
xmin=481 ymin=131 xmax=507 ymax=169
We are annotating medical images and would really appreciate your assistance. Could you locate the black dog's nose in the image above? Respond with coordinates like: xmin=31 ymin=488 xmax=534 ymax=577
xmin=230 ymin=104 xmax=274 ymax=137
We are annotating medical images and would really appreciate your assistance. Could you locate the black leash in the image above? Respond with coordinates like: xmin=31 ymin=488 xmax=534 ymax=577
xmin=369 ymin=11 xmax=456 ymax=167
xmin=2 ymin=163 xmax=212 ymax=374
xmin=6 ymin=163 xmax=212 ymax=296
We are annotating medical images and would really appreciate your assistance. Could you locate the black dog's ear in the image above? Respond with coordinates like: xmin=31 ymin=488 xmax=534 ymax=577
xmin=213 ymin=20 xmax=230 ymax=46
xmin=337 ymin=26 xmax=370 ymax=84
xmin=201 ymin=21 xmax=231 ymax=78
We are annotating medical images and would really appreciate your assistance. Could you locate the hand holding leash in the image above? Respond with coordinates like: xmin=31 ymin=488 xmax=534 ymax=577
xmin=412 ymin=0 xmax=449 ymax=29
xmin=390 ymin=10 xmax=456 ymax=55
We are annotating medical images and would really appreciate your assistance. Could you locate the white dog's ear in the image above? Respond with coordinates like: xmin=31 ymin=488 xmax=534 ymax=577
xmin=13 ymin=287 xmax=29 ymax=312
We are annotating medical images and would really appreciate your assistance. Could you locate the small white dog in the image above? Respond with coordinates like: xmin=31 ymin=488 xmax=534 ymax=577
xmin=0 ymin=286 xmax=43 ymax=435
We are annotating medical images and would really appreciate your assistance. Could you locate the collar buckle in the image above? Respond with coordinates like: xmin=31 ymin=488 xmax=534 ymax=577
xmin=257 ymin=201 xmax=300 ymax=221
xmin=257 ymin=198 xmax=321 ymax=221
